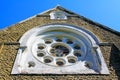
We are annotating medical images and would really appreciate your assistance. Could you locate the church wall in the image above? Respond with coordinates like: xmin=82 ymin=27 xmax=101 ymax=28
xmin=0 ymin=16 xmax=120 ymax=80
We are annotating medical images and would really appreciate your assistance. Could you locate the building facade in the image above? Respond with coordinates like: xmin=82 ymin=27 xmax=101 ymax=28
xmin=0 ymin=6 xmax=120 ymax=80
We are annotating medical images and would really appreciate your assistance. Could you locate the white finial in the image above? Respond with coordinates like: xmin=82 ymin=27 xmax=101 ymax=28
xmin=55 ymin=4 xmax=61 ymax=9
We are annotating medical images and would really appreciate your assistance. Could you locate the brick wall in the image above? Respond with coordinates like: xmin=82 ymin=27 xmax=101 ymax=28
xmin=0 ymin=16 xmax=120 ymax=80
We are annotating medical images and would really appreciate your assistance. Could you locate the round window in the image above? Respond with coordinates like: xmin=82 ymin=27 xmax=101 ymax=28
xmin=32 ymin=29 xmax=87 ymax=67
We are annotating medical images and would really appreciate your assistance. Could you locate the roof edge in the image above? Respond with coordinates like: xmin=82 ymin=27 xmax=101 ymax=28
xmin=1 ymin=5 xmax=119 ymax=36
xmin=55 ymin=6 xmax=120 ymax=36
xmin=80 ymin=16 xmax=120 ymax=36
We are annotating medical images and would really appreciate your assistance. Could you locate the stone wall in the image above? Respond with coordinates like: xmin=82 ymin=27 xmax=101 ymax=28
xmin=0 ymin=16 xmax=120 ymax=80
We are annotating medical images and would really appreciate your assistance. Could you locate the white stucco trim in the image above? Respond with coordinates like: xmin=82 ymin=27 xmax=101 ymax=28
xmin=11 ymin=24 xmax=109 ymax=74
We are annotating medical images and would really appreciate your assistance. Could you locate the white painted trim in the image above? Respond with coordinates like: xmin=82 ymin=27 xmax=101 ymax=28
xmin=11 ymin=24 xmax=109 ymax=74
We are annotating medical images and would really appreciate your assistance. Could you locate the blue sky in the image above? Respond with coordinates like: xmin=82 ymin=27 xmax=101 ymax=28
xmin=0 ymin=0 xmax=120 ymax=32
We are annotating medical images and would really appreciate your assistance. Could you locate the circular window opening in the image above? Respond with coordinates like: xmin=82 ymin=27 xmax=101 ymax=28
xmin=67 ymin=56 xmax=77 ymax=63
xmin=67 ymin=39 xmax=73 ymax=44
xmin=74 ymin=51 xmax=81 ymax=57
xmin=56 ymin=59 xmax=65 ymax=66
xmin=38 ymin=44 xmax=46 ymax=50
xmin=37 ymin=51 xmax=45 ymax=57
xmin=44 ymin=56 xmax=53 ymax=63
xmin=50 ymin=43 xmax=70 ymax=57
xmin=28 ymin=61 xmax=35 ymax=67
xmin=74 ymin=44 xmax=81 ymax=49
xmin=56 ymin=38 xmax=62 ymax=42
xmin=44 ymin=38 xmax=53 ymax=44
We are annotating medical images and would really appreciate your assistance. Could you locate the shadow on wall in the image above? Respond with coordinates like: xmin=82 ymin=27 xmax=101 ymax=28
xmin=109 ymin=45 xmax=120 ymax=80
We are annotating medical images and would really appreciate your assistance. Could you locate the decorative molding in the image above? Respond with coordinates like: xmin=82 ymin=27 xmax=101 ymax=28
xmin=11 ymin=24 xmax=109 ymax=74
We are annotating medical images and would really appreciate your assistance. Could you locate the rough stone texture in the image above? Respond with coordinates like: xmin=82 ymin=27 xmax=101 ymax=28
xmin=0 ymin=7 xmax=120 ymax=79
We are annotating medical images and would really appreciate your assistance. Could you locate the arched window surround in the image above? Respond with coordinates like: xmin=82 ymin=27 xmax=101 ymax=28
xmin=11 ymin=24 xmax=109 ymax=74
